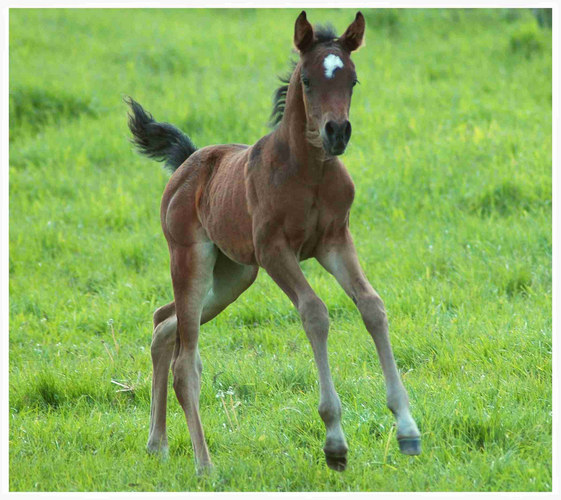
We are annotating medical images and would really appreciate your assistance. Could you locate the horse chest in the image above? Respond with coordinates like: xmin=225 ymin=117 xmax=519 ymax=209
xmin=268 ymin=167 xmax=353 ymax=259
xmin=285 ymin=194 xmax=344 ymax=260
xmin=282 ymin=201 xmax=317 ymax=252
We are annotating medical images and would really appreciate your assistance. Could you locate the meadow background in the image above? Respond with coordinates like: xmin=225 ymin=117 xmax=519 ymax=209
xmin=9 ymin=8 xmax=552 ymax=492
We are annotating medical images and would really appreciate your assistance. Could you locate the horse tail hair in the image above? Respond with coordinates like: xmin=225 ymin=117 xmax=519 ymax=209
xmin=125 ymin=97 xmax=197 ymax=173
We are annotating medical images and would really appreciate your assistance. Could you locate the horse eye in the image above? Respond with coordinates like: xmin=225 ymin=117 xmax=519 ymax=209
xmin=302 ymin=77 xmax=310 ymax=89
xmin=352 ymin=79 xmax=360 ymax=87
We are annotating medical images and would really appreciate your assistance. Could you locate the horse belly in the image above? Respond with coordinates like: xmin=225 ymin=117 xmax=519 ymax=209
xmin=208 ymin=207 xmax=255 ymax=265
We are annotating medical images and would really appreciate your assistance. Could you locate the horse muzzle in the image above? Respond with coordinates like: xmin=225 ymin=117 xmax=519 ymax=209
xmin=322 ymin=119 xmax=352 ymax=156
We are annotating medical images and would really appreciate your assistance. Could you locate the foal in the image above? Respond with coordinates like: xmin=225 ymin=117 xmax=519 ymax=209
xmin=127 ymin=11 xmax=421 ymax=473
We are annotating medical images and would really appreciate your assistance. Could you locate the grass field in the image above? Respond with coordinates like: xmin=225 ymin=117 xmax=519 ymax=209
xmin=8 ymin=8 xmax=552 ymax=492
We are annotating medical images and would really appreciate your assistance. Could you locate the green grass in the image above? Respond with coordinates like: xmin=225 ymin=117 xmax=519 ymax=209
xmin=9 ymin=8 xmax=552 ymax=492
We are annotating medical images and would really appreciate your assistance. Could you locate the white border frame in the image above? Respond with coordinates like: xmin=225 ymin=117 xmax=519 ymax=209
xmin=1 ymin=1 xmax=558 ymax=498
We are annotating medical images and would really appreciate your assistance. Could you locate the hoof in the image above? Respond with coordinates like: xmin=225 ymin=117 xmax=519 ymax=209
xmin=146 ymin=441 xmax=169 ymax=459
xmin=398 ymin=437 xmax=421 ymax=456
xmin=196 ymin=461 xmax=214 ymax=476
xmin=325 ymin=453 xmax=347 ymax=471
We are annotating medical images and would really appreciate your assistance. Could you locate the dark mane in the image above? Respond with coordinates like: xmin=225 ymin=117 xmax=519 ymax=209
xmin=269 ymin=23 xmax=338 ymax=128
xmin=269 ymin=60 xmax=297 ymax=128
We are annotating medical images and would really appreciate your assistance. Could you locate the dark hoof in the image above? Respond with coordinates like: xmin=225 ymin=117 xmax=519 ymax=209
xmin=398 ymin=437 xmax=421 ymax=456
xmin=325 ymin=453 xmax=347 ymax=471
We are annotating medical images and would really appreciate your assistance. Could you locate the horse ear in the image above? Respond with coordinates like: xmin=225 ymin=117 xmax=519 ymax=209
xmin=294 ymin=11 xmax=314 ymax=53
xmin=339 ymin=11 xmax=366 ymax=52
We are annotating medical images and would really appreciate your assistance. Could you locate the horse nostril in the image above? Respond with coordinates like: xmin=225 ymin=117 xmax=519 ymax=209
xmin=344 ymin=121 xmax=352 ymax=142
xmin=325 ymin=121 xmax=336 ymax=139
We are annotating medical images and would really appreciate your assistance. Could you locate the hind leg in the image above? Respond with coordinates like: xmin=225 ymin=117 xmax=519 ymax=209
xmin=147 ymin=252 xmax=258 ymax=457
xmin=201 ymin=251 xmax=259 ymax=323
xmin=153 ymin=301 xmax=175 ymax=329
xmin=151 ymin=252 xmax=259 ymax=328
xmin=147 ymin=311 xmax=177 ymax=456
xmin=168 ymin=241 xmax=217 ymax=471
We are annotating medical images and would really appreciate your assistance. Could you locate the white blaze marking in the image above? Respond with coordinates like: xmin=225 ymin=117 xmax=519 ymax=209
xmin=323 ymin=54 xmax=344 ymax=79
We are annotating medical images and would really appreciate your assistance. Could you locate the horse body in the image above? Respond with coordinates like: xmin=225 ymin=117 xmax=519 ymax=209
xmin=128 ymin=11 xmax=421 ymax=474
xmin=163 ymin=75 xmax=355 ymax=266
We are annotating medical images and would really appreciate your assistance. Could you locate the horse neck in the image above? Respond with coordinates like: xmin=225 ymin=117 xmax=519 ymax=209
xmin=274 ymin=62 xmax=326 ymax=180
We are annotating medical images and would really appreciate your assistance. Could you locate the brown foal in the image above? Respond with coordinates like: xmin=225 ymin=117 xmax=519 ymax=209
xmin=127 ymin=11 xmax=421 ymax=473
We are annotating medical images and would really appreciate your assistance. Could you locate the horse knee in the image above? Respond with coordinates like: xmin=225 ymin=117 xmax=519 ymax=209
xmin=358 ymin=293 xmax=387 ymax=332
xmin=299 ymin=296 xmax=329 ymax=338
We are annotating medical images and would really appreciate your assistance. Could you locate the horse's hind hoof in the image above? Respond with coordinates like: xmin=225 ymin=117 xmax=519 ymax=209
xmin=196 ymin=461 xmax=215 ymax=476
xmin=398 ymin=437 xmax=421 ymax=456
xmin=146 ymin=442 xmax=169 ymax=460
xmin=325 ymin=453 xmax=347 ymax=471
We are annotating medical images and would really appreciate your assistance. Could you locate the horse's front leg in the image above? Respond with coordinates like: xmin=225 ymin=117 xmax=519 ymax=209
xmin=317 ymin=230 xmax=421 ymax=455
xmin=257 ymin=237 xmax=348 ymax=471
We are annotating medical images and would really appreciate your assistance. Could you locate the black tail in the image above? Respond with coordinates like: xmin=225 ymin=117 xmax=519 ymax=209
xmin=125 ymin=97 xmax=197 ymax=173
